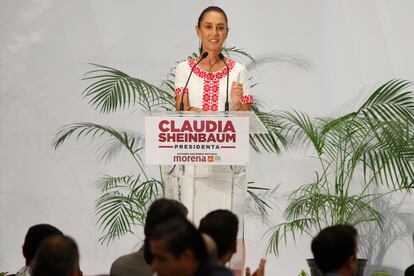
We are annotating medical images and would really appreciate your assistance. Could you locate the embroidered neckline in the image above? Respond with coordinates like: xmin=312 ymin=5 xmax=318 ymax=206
xmin=188 ymin=58 xmax=236 ymax=80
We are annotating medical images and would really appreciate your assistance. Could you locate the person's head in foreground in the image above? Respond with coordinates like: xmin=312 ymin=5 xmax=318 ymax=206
xmin=407 ymin=233 xmax=414 ymax=276
xmin=22 ymin=224 xmax=63 ymax=267
xmin=143 ymin=198 xmax=188 ymax=264
xmin=31 ymin=235 xmax=81 ymax=276
xmin=201 ymin=233 xmax=218 ymax=263
xmin=405 ymin=264 xmax=414 ymax=276
xmin=311 ymin=224 xmax=358 ymax=276
xmin=199 ymin=209 xmax=238 ymax=265
xmin=150 ymin=217 xmax=208 ymax=276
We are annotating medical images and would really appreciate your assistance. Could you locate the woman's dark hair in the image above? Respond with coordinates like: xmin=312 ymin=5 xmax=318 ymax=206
xmin=197 ymin=6 xmax=228 ymax=27
xmin=197 ymin=6 xmax=228 ymax=54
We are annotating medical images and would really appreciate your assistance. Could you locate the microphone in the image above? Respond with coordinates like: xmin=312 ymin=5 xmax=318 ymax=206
xmin=219 ymin=53 xmax=230 ymax=112
xmin=179 ymin=52 xmax=209 ymax=111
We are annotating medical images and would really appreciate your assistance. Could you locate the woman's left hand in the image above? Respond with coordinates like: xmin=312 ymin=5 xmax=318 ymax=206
xmin=231 ymin=81 xmax=243 ymax=110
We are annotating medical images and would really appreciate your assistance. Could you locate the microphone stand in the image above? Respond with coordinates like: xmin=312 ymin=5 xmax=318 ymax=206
xmin=179 ymin=52 xmax=209 ymax=112
xmin=219 ymin=53 xmax=230 ymax=113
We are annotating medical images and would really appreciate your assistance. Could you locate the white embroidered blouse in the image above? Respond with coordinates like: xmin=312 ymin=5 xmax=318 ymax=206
xmin=174 ymin=58 xmax=254 ymax=111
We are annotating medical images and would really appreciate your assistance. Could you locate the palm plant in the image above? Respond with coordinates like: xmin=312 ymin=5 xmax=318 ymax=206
xmin=53 ymin=122 xmax=163 ymax=243
xmin=266 ymin=79 xmax=414 ymax=255
xmin=53 ymin=48 xmax=292 ymax=243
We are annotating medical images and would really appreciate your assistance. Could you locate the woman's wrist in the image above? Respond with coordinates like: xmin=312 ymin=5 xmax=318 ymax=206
xmin=187 ymin=106 xmax=199 ymax=111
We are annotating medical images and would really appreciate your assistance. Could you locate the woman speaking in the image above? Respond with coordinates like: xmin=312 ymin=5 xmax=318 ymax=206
xmin=175 ymin=6 xmax=253 ymax=112
xmin=165 ymin=8 xmax=252 ymax=244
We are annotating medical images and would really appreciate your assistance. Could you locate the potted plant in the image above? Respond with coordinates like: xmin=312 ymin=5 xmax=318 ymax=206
xmin=266 ymin=79 xmax=414 ymax=275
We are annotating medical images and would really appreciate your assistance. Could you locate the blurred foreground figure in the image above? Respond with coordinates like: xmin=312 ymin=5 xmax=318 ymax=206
xmin=199 ymin=210 xmax=238 ymax=266
xmin=31 ymin=235 xmax=81 ymax=276
xmin=150 ymin=217 xmax=233 ymax=276
xmin=17 ymin=224 xmax=63 ymax=276
xmin=406 ymin=265 xmax=414 ymax=276
xmin=311 ymin=224 xmax=358 ymax=276
xmin=110 ymin=198 xmax=188 ymax=276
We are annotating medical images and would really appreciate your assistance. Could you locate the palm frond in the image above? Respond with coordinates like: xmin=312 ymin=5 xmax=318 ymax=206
xmin=326 ymin=113 xmax=414 ymax=189
xmin=343 ymin=195 xmax=385 ymax=227
xmin=161 ymin=79 xmax=176 ymax=94
xmin=249 ymin=105 xmax=287 ymax=153
xmin=96 ymin=191 xmax=138 ymax=244
xmin=95 ymin=175 xmax=162 ymax=244
xmin=358 ymin=79 xmax=414 ymax=112
xmin=247 ymin=185 xmax=272 ymax=218
xmin=95 ymin=175 xmax=140 ymax=193
xmin=265 ymin=218 xmax=317 ymax=256
xmin=277 ymin=110 xmax=325 ymax=155
xmin=53 ymin=123 xmax=142 ymax=161
xmin=83 ymin=63 xmax=175 ymax=113
xmin=97 ymin=130 xmax=145 ymax=162
xmin=222 ymin=46 xmax=255 ymax=62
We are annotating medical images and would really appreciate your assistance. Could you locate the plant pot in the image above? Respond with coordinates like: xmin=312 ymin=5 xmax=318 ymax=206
xmin=306 ymin=258 xmax=367 ymax=276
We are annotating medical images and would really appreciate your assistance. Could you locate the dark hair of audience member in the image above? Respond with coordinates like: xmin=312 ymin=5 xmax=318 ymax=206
xmin=23 ymin=224 xmax=63 ymax=265
xmin=143 ymin=198 xmax=188 ymax=264
xmin=151 ymin=217 xmax=208 ymax=263
xmin=199 ymin=209 xmax=238 ymax=259
xmin=31 ymin=235 xmax=80 ymax=276
xmin=406 ymin=264 xmax=414 ymax=276
xmin=311 ymin=224 xmax=358 ymax=273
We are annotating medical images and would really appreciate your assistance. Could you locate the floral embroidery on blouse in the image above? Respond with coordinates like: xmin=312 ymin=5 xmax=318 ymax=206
xmin=175 ymin=87 xmax=188 ymax=96
xmin=241 ymin=94 xmax=254 ymax=104
xmin=175 ymin=58 xmax=254 ymax=110
xmin=188 ymin=58 xmax=236 ymax=111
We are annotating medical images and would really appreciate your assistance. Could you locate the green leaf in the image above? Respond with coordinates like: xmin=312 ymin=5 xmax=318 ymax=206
xmin=83 ymin=63 xmax=175 ymax=113
xmin=95 ymin=175 xmax=162 ymax=244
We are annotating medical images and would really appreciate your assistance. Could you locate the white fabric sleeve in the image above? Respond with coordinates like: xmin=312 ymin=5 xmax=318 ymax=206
xmin=174 ymin=61 xmax=188 ymax=96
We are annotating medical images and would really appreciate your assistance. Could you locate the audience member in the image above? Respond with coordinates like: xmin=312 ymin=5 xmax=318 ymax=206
xmin=246 ymin=259 xmax=266 ymax=276
xmin=201 ymin=233 xmax=218 ymax=263
xmin=311 ymin=224 xmax=358 ymax=276
xmin=199 ymin=210 xmax=238 ymax=266
xmin=405 ymin=233 xmax=414 ymax=276
xmin=31 ymin=235 xmax=81 ymax=276
xmin=110 ymin=198 xmax=188 ymax=276
xmin=150 ymin=217 xmax=233 ymax=276
xmin=16 ymin=224 xmax=63 ymax=276
xmin=405 ymin=264 xmax=414 ymax=276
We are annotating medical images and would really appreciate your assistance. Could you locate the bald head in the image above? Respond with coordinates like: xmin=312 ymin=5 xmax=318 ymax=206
xmin=32 ymin=235 xmax=81 ymax=276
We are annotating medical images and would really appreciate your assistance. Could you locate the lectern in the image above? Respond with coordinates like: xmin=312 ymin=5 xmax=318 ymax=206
xmin=145 ymin=111 xmax=267 ymax=273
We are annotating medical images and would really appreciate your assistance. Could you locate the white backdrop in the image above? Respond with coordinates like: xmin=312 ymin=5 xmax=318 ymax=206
xmin=1 ymin=0 xmax=414 ymax=275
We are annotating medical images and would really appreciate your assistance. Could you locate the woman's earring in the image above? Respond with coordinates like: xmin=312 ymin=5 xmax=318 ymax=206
xmin=199 ymin=38 xmax=202 ymax=54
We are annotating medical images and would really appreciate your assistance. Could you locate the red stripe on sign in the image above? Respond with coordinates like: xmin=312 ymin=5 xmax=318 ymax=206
xmin=159 ymin=146 xmax=173 ymax=148
xmin=221 ymin=146 xmax=236 ymax=148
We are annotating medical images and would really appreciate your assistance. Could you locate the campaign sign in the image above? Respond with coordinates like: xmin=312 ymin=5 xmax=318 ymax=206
xmin=145 ymin=116 xmax=249 ymax=165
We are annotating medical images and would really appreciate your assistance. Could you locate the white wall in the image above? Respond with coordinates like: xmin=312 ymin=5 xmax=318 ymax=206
xmin=1 ymin=0 xmax=414 ymax=275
